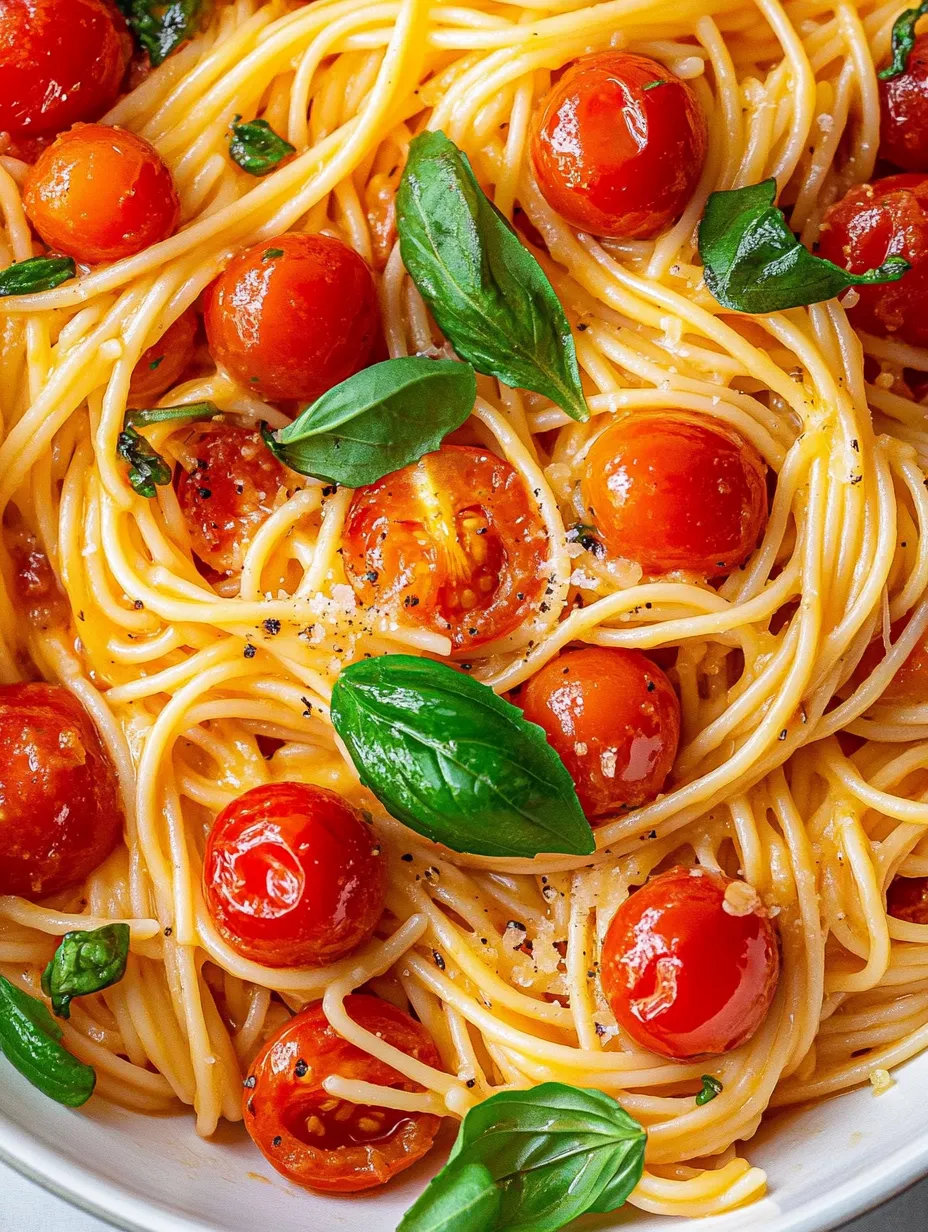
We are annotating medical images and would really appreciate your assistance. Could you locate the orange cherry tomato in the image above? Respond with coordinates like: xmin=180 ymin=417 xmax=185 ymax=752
xmin=343 ymin=444 xmax=549 ymax=653
xmin=582 ymin=412 xmax=768 ymax=577
xmin=0 ymin=0 xmax=131 ymax=144
xmin=601 ymin=866 xmax=780 ymax=1059
xmin=0 ymin=682 xmax=123 ymax=900
xmin=521 ymin=647 xmax=680 ymax=819
xmin=204 ymin=233 xmax=381 ymax=403
xmin=530 ymin=52 xmax=707 ymax=239
xmin=203 ymin=783 xmax=386 ymax=968
xmin=818 ymin=174 xmax=928 ymax=348
xmin=23 ymin=123 xmax=180 ymax=264
xmin=887 ymin=875 xmax=928 ymax=923
xmin=128 ymin=308 xmax=199 ymax=405
xmin=851 ymin=619 xmax=928 ymax=703
xmin=879 ymin=34 xmax=928 ymax=172
xmin=244 ymin=995 xmax=442 ymax=1193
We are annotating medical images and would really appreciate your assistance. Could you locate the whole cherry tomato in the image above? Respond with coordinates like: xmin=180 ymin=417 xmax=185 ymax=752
xmin=128 ymin=308 xmax=199 ymax=405
xmin=582 ymin=411 xmax=768 ymax=577
xmin=202 ymin=782 xmax=386 ymax=968
xmin=601 ymin=866 xmax=780 ymax=1058
xmin=244 ymin=995 xmax=442 ymax=1193
xmin=530 ymin=52 xmax=707 ymax=238
xmin=879 ymin=34 xmax=928 ymax=172
xmin=204 ymin=233 xmax=381 ymax=403
xmin=23 ymin=123 xmax=180 ymax=263
xmin=0 ymin=682 xmax=124 ymax=900
xmin=343 ymin=444 xmax=549 ymax=653
xmin=851 ymin=618 xmax=928 ymax=703
xmin=887 ymin=875 xmax=928 ymax=923
xmin=818 ymin=173 xmax=928 ymax=347
xmin=521 ymin=647 xmax=680 ymax=819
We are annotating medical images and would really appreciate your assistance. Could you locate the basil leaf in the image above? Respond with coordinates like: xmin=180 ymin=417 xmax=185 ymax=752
xmin=118 ymin=402 xmax=217 ymax=497
xmin=399 ymin=1084 xmax=646 ymax=1232
xmin=0 ymin=256 xmax=76 ymax=297
xmin=229 ymin=117 xmax=296 ymax=177
xmin=698 ymin=178 xmax=910 ymax=313
xmin=879 ymin=2 xmax=928 ymax=79
xmin=396 ymin=130 xmax=589 ymax=423
xmin=695 ymin=1074 xmax=723 ymax=1106
xmin=115 ymin=0 xmax=204 ymax=65
xmin=41 ymin=924 xmax=130 ymax=1020
xmin=401 ymin=1162 xmax=501 ymax=1232
xmin=262 ymin=357 xmax=476 ymax=487
xmin=330 ymin=656 xmax=594 ymax=858
xmin=0 ymin=975 xmax=96 ymax=1107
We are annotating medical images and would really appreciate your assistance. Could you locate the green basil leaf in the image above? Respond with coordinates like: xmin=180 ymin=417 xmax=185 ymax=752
xmin=229 ymin=117 xmax=296 ymax=177
xmin=330 ymin=656 xmax=594 ymax=858
xmin=263 ymin=357 xmax=476 ymax=486
xmin=41 ymin=924 xmax=130 ymax=1020
xmin=695 ymin=1074 xmax=723 ymax=1106
xmin=118 ymin=403 xmax=217 ymax=497
xmin=400 ymin=1162 xmax=501 ymax=1232
xmin=0 ymin=975 xmax=96 ymax=1107
xmin=396 ymin=130 xmax=589 ymax=423
xmin=879 ymin=2 xmax=928 ymax=79
xmin=0 ymin=256 xmax=76 ymax=297
xmin=698 ymin=178 xmax=910 ymax=313
xmin=115 ymin=0 xmax=205 ymax=65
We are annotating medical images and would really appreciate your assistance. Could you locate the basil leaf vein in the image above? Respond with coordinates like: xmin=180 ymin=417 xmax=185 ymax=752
xmin=118 ymin=402 xmax=217 ymax=497
xmin=115 ymin=0 xmax=205 ymax=65
xmin=879 ymin=2 xmax=928 ymax=79
xmin=41 ymin=924 xmax=131 ymax=1020
xmin=0 ymin=256 xmax=76 ymax=297
xmin=0 ymin=975 xmax=96 ymax=1107
xmin=229 ymin=117 xmax=296 ymax=176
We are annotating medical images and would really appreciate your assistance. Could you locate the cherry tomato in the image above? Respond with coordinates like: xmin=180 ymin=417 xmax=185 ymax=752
xmin=0 ymin=682 xmax=123 ymax=900
xmin=7 ymin=524 xmax=67 ymax=628
xmin=0 ymin=0 xmax=131 ymax=144
xmin=601 ymin=866 xmax=780 ymax=1058
xmin=202 ymin=782 xmax=386 ymax=968
xmin=244 ymin=996 xmax=441 ymax=1192
xmin=530 ymin=52 xmax=707 ymax=239
xmin=128 ymin=308 xmax=199 ymax=405
xmin=887 ymin=875 xmax=928 ymax=923
xmin=175 ymin=423 xmax=295 ymax=575
xmin=851 ymin=618 xmax=928 ymax=703
xmin=343 ymin=444 xmax=549 ymax=653
xmin=23 ymin=123 xmax=180 ymax=264
xmin=582 ymin=412 xmax=768 ymax=577
xmin=521 ymin=647 xmax=680 ymax=819
xmin=204 ymin=233 xmax=381 ymax=403
xmin=879 ymin=35 xmax=928 ymax=172
xmin=817 ymin=174 xmax=928 ymax=347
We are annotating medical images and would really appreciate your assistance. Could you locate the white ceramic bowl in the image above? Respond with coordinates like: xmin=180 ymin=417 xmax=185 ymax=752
xmin=1 ymin=1050 xmax=927 ymax=1232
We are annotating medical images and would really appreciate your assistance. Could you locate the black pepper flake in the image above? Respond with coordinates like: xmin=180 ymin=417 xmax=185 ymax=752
xmin=263 ymin=618 xmax=281 ymax=635
xmin=577 ymin=322 xmax=589 ymax=331
xmin=404 ymin=595 xmax=420 ymax=607
xmin=365 ymin=570 xmax=379 ymax=582
xmin=778 ymin=728 xmax=788 ymax=741
xmin=272 ymin=1136 xmax=282 ymax=1148
xmin=646 ymin=680 xmax=656 ymax=692
xmin=595 ymin=1022 xmax=607 ymax=1037
xmin=198 ymin=487 xmax=212 ymax=499
xmin=432 ymin=950 xmax=446 ymax=970
xmin=507 ymin=920 xmax=526 ymax=932
xmin=476 ymin=527 xmax=487 ymax=535
xmin=78 ymin=610 xmax=85 ymax=621
xmin=164 ymin=927 xmax=173 ymax=937
xmin=247 ymin=1098 xmax=256 ymax=1115
xmin=516 ymin=592 xmax=525 ymax=600
xmin=851 ymin=438 xmax=859 ymax=451
xmin=235 ymin=483 xmax=244 ymax=496
xmin=401 ymin=853 xmax=413 ymax=862
xmin=468 ymin=627 xmax=478 ymax=637
xmin=465 ymin=1078 xmax=476 ymax=1088
xmin=322 ymin=485 xmax=337 ymax=497
xmin=243 ymin=1075 xmax=257 ymax=1089
xmin=540 ymin=602 xmax=550 ymax=613
xmin=294 ymin=1058 xmax=308 ymax=1078
xmin=243 ymin=644 xmax=256 ymax=659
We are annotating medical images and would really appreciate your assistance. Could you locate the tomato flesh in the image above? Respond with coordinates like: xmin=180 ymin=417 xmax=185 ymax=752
xmin=852 ymin=618 xmax=928 ymax=703
xmin=887 ymin=875 xmax=928 ymax=923
xmin=244 ymin=995 xmax=441 ymax=1192
xmin=530 ymin=52 xmax=707 ymax=238
xmin=521 ymin=647 xmax=680 ymax=819
xmin=202 ymin=782 xmax=386 ymax=968
xmin=601 ymin=866 xmax=780 ymax=1058
xmin=879 ymin=34 xmax=928 ymax=172
xmin=129 ymin=308 xmax=199 ymax=405
xmin=343 ymin=444 xmax=549 ymax=653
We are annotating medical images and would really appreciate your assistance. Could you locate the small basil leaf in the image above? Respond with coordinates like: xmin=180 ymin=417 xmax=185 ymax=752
xmin=399 ymin=1162 xmax=502 ymax=1232
xmin=263 ymin=357 xmax=476 ymax=486
xmin=397 ymin=130 xmax=589 ymax=422
xmin=115 ymin=0 xmax=204 ymax=66
xmin=0 ymin=975 xmax=96 ymax=1107
xmin=698 ymin=178 xmax=910 ymax=313
xmin=41 ymin=924 xmax=130 ymax=1020
xmin=330 ymin=656 xmax=594 ymax=858
xmin=695 ymin=1074 xmax=723 ymax=1106
xmin=229 ymin=117 xmax=296 ymax=176
xmin=879 ymin=2 xmax=928 ymax=79
xmin=118 ymin=403 xmax=217 ymax=497
xmin=0 ymin=256 xmax=76 ymax=297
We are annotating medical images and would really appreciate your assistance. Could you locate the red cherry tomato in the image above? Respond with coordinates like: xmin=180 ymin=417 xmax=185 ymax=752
xmin=0 ymin=0 xmax=131 ymax=144
xmin=0 ymin=682 xmax=123 ymax=900
xmin=520 ymin=647 xmax=680 ymax=819
xmin=851 ymin=618 xmax=928 ymax=703
xmin=817 ymin=174 xmax=928 ymax=347
xmin=202 ymin=782 xmax=386 ymax=968
xmin=128 ymin=308 xmax=199 ymax=405
xmin=204 ymin=233 xmax=381 ymax=403
xmin=23 ymin=123 xmax=180 ymax=263
xmin=887 ymin=875 xmax=928 ymax=923
xmin=582 ymin=412 xmax=768 ymax=577
xmin=879 ymin=34 xmax=928 ymax=172
xmin=601 ymin=866 xmax=780 ymax=1058
xmin=343 ymin=444 xmax=549 ymax=653
xmin=530 ymin=52 xmax=707 ymax=239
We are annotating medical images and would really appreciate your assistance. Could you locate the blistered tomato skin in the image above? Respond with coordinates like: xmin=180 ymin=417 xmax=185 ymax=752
xmin=582 ymin=412 xmax=768 ymax=577
xmin=530 ymin=52 xmax=708 ymax=239
xmin=129 ymin=308 xmax=199 ymax=404
xmin=0 ymin=682 xmax=124 ymax=900
xmin=879 ymin=35 xmax=928 ymax=172
xmin=23 ymin=123 xmax=180 ymax=264
xmin=521 ymin=647 xmax=680 ymax=819
xmin=202 ymin=782 xmax=386 ymax=968
xmin=343 ymin=444 xmax=549 ymax=653
xmin=204 ymin=233 xmax=382 ymax=403
xmin=601 ymin=867 xmax=780 ymax=1059
xmin=887 ymin=875 xmax=928 ymax=923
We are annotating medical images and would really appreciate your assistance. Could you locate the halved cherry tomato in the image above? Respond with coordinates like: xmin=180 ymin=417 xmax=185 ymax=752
xmin=23 ymin=123 xmax=180 ymax=263
xmin=244 ymin=995 xmax=441 ymax=1193
xmin=0 ymin=682 xmax=124 ymax=900
xmin=851 ymin=618 xmax=928 ymax=703
xmin=204 ymin=233 xmax=381 ymax=402
xmin=521 ymin=647 xmax=680 ymax=819
xmin=343 ymin=444 xmax=549 ymax=653
xmin=879 ymin=34 xmax=928 ymax=172
xmin=203 ymin=783 xmax=386 ymax=967
xmin=582 ymin=412 xmax=768 ymax=577
xmin=0 ymin=0 xmax=131 ymax=145
xmin=601 ymin=866 xmax=780 ymax=1058
xmin=887 ymin=875 xmax=928 ymax=923
xmin=530 ymin=52 xmax=707 ymax=239
xmin=128 ymin=308 xmax=199 ymax=405
xmin=818 ymin=174 xmax=928 ymax=347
